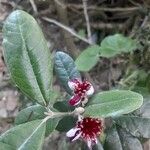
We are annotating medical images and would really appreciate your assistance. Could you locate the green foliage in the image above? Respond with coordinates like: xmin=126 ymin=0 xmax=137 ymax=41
xmin=0 ymin=120 xmax=46 ymax=150
xmin=117 ymin=128 xmax=143 ymax=150
xmin=46 ymin=117 xmax=60 ymax=136
xmin=104 ymin=125 xmax=122 ymax=150
xmin=104 ymin=125 xmax=143 ymax=150
xmin=53 ymin=100 xmax=74 ymax=112
xmin=1 ymin=9 xmax=146 ymax=150
xmin=119 ymin=69 xmax=150 ymax=91
xmin=14 ymin=105 xmax=60 ymax=137
xmin=2 ymin=10 xmax=53 ymax=106
xmin=75 ymin=34 xmax=137 ymax=71
xmin=99 ymin=34 xmax=137 ymax=58
xmin=75 ymin=45 xmax=100 ymax=71
xmin=84 ymin=90 xmax=143 ymax=117
xmin=15 ymin=105 xmax=46 ymax=125
xmin=115 ymin=116 xmax=150 ymax=138
xmin=139 ymin=96 xmax=150 ymax=117
xmin=54 ymin=51 xmax=81 ymax=94
xmin=56 ymin=116 xmax=77 ymax=132
xmin=78 ymin=29 xmax=86 ymax=38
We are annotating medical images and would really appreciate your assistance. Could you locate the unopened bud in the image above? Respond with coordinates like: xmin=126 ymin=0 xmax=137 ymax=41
xmin=75 ymin=107 xmax=85 ymax=114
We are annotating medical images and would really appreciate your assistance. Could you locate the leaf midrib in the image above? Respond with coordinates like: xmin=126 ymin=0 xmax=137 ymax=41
xmin=88 ymin=97 xmax=140 ymax=107
xmin=16 ymin=12 xmax=46 ymax=106
xmin=17 ymin=120 xmax=45 ymax=150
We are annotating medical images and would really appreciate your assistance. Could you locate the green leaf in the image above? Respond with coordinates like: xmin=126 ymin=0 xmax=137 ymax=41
xmin=75 ymin=29 xmax=86 ymax=43
xmin=56 ymin=116 xmax=77 ymax=132
xmin=104 ymin=125 xmax=123 ymax=150
xmin=99 ymin=34 xmax=137 ymax=58
xmin=140 ymin=99 xmax=150 ymax=117
xmin=54 ymin=51 xmax=81 ymax=94
xmin=77 ymin=29 xmax=86 ymax=38
xmin=84 ymin=90 xmax=143 ymax=117
xmin=118 ymin=128 xmax=143 ymax=150
xmin=0 ymin=119 xmax=46 ymax=150
xmin=46 ymin=117 xmax=60 ymax=136
xmin=104 ymin=125 xmax=143 ymax=150
xmin=53 ymin=100 xmax=74 ymax=112
xmin=2 ymin=10 xmax=53 ymax=106
xmin=0 ymin=143 xmax=13 ymax=150
xmin=115 ymin=116 xmax=150 ymax=138
xmin=14 ymin=105 xmax=60 ymax=137
xmin=15 ymin=105 xmax=46 ymax=125
xmin=75 ymin=45 xmax=100 ymax=71
xmin=93 ymin=141 xmax=104 ymax=150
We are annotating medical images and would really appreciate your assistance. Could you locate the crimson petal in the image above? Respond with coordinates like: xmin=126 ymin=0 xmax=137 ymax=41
xmin=69 ymin=94 xmax=81 ymax=106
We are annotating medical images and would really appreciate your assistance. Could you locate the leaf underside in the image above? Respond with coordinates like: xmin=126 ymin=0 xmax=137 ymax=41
xmin=54 ymin=51 xmax=81 ymax=94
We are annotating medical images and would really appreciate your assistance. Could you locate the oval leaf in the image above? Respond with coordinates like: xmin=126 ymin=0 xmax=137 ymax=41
xmin=15 ymin=105 xmax=46 ymax=125
xmin=100 ymin=34 xmax=137 ymax=58
xmin=117 ymin=128 xmax=143 ymax=150
xmin=2 ymin=10 xmax=53 ymax=106
xmin=14 ymin=105 xmax=60 ymax=137
xmin=53 ymin=100 xmax=74 ymax=112
xmin=54 ymin=51 xmax=81 ymax=94
xmin=115 ymin=116 xmax=150 ymax=138
xmin=84 ymin=90 xmax=143 ymax=117
xmin=75 ymin=45 xmax=100 ymax=71
xmin=46 ymin=117 xmax=60 ymax=136
xmin=105 ymin=125 xmax=143 ymax=150
xmin=0 ymin=119 xmax=46 ymax=150
xmin=56 ymin=116 xmax=77 ymax=132
xmin=0 ymin=143 xmax=13 ymax=150
xmin=104 ymin=125 xmax=123 ymax=150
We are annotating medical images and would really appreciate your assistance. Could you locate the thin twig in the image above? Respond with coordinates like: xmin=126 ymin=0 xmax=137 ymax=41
xmin=82 ymin=0 xmax=92 ymax=41
xmin=141 ymin=16 xmax=148 ymax=28
xmin=54 ymin=0 xmax=80 ymax=58
xmin=90 ymin=22 xmax=124 ymax=30
xmin=128 ymin=0 xmax=141 ymax=7
xmin=42 ymin=17 xmax=92 ymax=45
xmin=67 ymin=4 xmax=140 ymax=12
xmin=29 ymin=0 xmax=38 ymax=14
xmin=54 ymin=0 xmax=66 ymax=9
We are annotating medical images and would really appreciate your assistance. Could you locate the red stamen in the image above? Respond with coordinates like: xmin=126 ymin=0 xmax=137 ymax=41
xmin=74 ymin=80 xmax=91 ymax=96
xmin=77 ymin=117 xmax=103 ymax=140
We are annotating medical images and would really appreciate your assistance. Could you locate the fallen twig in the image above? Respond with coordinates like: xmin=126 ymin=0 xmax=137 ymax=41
xmin=54 ymin=0 xmax=80 ymax=58
xmin=42 ymin=17 xmax=93 ymax=45
xmin=29 ymin=0 xmax=38 ymax=14
xmin=67 ymin=4 xmax=140 ymax=12
xmin=82 ymin=0 xmax=92 ymax=42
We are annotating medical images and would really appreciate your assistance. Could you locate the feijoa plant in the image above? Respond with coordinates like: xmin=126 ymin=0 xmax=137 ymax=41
xmin=75 ymin=34 xmax=138 ymax=71
xmin=0 ymin=10 xmax=144 ymax=150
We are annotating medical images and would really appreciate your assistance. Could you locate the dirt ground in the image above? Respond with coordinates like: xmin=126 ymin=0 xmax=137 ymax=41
xmin=0 ymin=0 xmax=150 ymax=150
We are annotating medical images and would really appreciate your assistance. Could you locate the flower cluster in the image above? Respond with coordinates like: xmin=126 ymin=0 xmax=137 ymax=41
xmin=66 ymin=78 xmax=103 ymax=149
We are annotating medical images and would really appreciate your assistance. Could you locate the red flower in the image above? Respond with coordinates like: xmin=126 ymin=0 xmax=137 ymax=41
xmin=66 ymin=117 xmax=103 ymax=149
xmin=68 ymin=79 xmax=94 ymax=106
